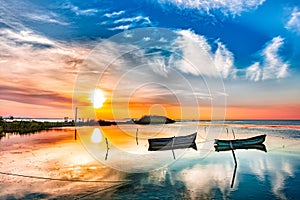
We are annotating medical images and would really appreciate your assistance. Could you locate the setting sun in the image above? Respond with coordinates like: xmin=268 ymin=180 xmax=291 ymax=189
xmin=91 ymin=89 xmax=106 ymax=109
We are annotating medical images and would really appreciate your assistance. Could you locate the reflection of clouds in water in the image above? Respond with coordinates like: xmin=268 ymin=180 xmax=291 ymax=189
xmin=248 ymin=153 xmax=294 ymax=200
xmin=178 ymin=163 xmax=234 ymax=200
xmin=147 ymin=167 xmax=175 ymax=186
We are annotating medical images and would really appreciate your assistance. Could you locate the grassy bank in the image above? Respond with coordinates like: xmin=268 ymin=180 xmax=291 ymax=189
xmin=0 ymin=120 xmax=75 ymax=134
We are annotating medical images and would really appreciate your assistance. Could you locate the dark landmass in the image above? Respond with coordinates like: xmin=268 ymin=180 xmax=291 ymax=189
xmin=133 ymin=115 xmax=175 ymax=125
xmin=98 ymin=119 xmax=134 ymax=126
xmin=0 ymin=120 xmax=74 ymax=135
xmin=98 ymin=120 xmax=117 ymax=126
xmin=98 ymin=115 xmax=176 ymax=126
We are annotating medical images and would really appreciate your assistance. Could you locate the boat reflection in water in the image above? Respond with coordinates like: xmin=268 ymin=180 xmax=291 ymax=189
xmin=214 ymin=134 xmax=267 ymax=188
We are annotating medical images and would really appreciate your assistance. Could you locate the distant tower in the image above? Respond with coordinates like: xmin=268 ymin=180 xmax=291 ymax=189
xmin=74 ymin=107 xmax=78 ymax=123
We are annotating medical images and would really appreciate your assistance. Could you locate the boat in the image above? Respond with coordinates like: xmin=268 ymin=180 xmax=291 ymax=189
xmin=214 ymin=134 xmax=266 ymax=148
xmin=133 ymin=115 xmax=175 ymax=125
xmin=215 ymin=144 xmax=267 ymax=152
xmin=148 ymin=132 xmax=197 ymax=151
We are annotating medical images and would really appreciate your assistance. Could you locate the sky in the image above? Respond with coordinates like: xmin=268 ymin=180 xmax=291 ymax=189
xmin=0 ymin=0 xmax=299 ymax=120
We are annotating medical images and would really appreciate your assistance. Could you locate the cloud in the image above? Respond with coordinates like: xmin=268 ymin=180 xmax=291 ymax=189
xmin=0 ymin=0 xmax=69 ymax=29
xmin=173 ymin=29 xmax=235 ymax=78
xmin=245 ymin=62 xmax=261 ymax=82
xmin=214 ymin=42 xmax=235 ymax=78
xmin=109 ymin=15 xmax=152 ymax=31
xmin=173 ymin=29 xmax=214 ymax=76
xmin=0 ymin=27 xmax=90 ymax=110
xmin=104 ymin=10 xmax=125 ymax=18
xmin=114 ymin=16 xmax=151 ymax=24
xmin=0 ymin=85 xmax=72 ymax=108
xmin=156 ymin=0 xmax=265 ymax=16
xmin=25 ymin=13 xmax=69 ymax=26
xmin=109 ymin=25 xmax=131 ymax=31
xmin=0 ymin=29 xmax=55 ymax=47
xmin=285 ymin=7 xmax=300 ymax=34
xmin=262 ymin=37 xmax=289 ymax=80
xmin=62 ymin=2 xmax=99 ymax=16
xmin=246 ymin=36 xmax=289 ymax=81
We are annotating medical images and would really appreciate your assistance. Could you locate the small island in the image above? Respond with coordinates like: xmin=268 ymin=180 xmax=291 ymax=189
xmin=133 ymin=115 xmax=175 ymax=125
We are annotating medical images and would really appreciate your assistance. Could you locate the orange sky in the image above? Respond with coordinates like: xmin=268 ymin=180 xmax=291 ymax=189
xmin=1 ymin=96 xmax=300 ymax=120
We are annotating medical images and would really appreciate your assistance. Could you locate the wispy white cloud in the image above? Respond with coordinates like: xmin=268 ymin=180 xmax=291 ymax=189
xmin=0 ymin=27 xmax=89 ymax=108
xmin=245 ymin=62 xmax=261 ymax=82
xmin=173 ymin=29 xmax=215 ymax=76
xmin=174 ymin=29 xmax=235 ymax=78
xmin=114 ymin=16 xmax=151 ymax=24
xmin=109 ymin=15 xmax=152 ymax=31
xmin=246 ymin=36 xmax=289 ymax=81
xmin=157 ymin=0 xmax=265 ymax=16
xmin=214 ymin=42 xmax=235 ymax=78
xmin=104 ymin=10 xmax=125 ymax=18
xmin=25 ymin=13 xmax=69 ymax=26
xmin=285 ymin=7 xmax=300 ymax=34
xmin=62 ymin=3 xmax=99 ymax=16
xmin=0 ymin=29 xmax=55 ymax=46
xmin=262 ymin=37 xmax=289 ymax=80
xmin=109 ymin=25 xmax=131 ymax=31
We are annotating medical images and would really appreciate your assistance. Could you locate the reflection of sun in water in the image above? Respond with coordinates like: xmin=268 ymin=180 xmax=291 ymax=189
xmin=91 ymin=89 xmax=106 ymax=108
xmin=91 ymin=128 xmax=103 ymax=143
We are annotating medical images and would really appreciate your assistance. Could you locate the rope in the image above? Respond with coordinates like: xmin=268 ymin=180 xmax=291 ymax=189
xmin=74 ymin=182 xmax=131 ymax=200
xmin=0 ymin=171 xmax=130 ymax=183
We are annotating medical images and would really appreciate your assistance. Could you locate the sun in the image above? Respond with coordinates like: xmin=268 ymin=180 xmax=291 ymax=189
xmin=92 ymin=89 xmax=106 ymax=109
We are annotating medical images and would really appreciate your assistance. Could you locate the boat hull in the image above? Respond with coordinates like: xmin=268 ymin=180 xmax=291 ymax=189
xmin=148 ymin=132 xmax=197 ymax=151
xmin=214 ymin=134 xmax=266 ymax=148
xmin=215 ymin=144 xmax=267 ymax=152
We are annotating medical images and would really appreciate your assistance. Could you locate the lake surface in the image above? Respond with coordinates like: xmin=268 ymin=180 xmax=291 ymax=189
xmin=0 ymin=121 xmax=299 ymax=199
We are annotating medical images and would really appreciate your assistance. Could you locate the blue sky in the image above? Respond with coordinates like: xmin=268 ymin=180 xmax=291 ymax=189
xmin=0 ymin=0 xmax=299 ymax=119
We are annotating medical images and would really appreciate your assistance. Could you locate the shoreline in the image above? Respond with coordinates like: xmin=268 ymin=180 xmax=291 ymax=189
xmin=0 ymin=120 xmax=75 ymax=135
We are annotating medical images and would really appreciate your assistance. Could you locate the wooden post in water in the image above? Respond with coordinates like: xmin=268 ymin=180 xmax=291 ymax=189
xmin=105 ymin=138 xmax=109 ymax=160
xmin=171 ymin=136 xmax=176 ymax=160
xmin=231 ymin=163 xmax=237 ymax=188
xmin=74 ymin=107 xmax=78 ymax=124
xmin=232 ymin=129 xmax=235 ymax=139
xmin=136 ymin=128 xmax=139 ymax=146
xmin=74 ymin=107 xmax=78 ymax=141
xmin=230 ymin=141 xmax=238 ymax=188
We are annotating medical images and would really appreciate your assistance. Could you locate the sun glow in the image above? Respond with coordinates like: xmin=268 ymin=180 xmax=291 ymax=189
xmin=92 ymin=89 xmax=106 ymax=109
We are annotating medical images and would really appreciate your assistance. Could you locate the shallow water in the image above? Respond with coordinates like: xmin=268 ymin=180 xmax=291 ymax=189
xmin=0 ymin=121 xmax=299 ymax=199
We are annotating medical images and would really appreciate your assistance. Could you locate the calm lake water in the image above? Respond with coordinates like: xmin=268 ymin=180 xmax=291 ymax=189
xmin=0 ymin=121 xmax=299 ymax=199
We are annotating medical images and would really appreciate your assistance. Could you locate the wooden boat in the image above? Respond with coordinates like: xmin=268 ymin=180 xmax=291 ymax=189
xmin=148 ymin=132 xmax=197 ymax=151
xmin=214 ymin=134 xmax=266 ymax=148
xmin=133 ymin=115 xmax=175 ymax=125
xmin=215 ymin=144 xmax=267 ymax=152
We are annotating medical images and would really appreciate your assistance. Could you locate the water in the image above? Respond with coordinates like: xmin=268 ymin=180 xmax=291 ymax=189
xmin=0 ymin=121 xmax=299 ymax=199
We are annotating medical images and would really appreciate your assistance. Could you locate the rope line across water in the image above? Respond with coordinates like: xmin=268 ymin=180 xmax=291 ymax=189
xmin=0 ymin=171 xmax=131 ymax=183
